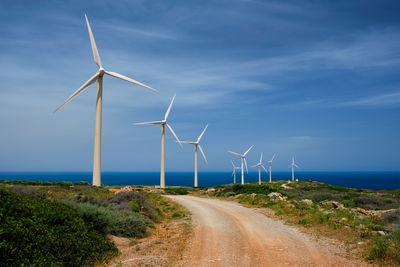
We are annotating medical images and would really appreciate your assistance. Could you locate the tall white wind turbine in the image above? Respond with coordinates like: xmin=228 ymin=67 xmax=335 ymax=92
xmin=268 ymin=154 xmax=276 ymax=183
xmin=252 ymin=153 xmax=268 ymax=185
xmin=289 ymin=156 xmax=299 ymax=181
xmin=54 ymin=14 xmax=157 ymax=186
xmin=231 ymin=161 xmax=240 ymax=184
xmin=180 ymin=125 xmax=208 ymax=187
xmin=134 ymin=94 xmax=182 ymax=188
xmin=228 ymin=145 xmax=254 ymax=185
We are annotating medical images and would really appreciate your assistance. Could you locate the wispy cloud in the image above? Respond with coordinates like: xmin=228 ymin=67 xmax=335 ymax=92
xmin=342 ymin=92 xmax=400 ymax=106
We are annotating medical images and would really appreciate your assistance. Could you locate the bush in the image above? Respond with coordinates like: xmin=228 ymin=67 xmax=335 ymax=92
xmin=61 ymin=200 xmax=150 ymax=238
xmin=0 ymin=188 xmax=118 ymax=266
xmin=74 ymin=181 xmax=90 ymax=186
xmin=111 ymin=191 xmax=162 ymax=222
xmin=164 ymin=187 xmax=189 ymax=195
xmin=368 ymin=237 xmax=389 ymax=259
xmin=232 ymin=183 xmax=274 ymax=194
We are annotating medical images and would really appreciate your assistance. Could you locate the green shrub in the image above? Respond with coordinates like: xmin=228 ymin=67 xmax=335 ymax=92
xmin=129 ymin=200 xmax=140 ymax=212
xmin=368 ymin=237 xmax=389 ymax=259
xmin=232 ymin=183 xmax=274 ymax=194
xmin=0 ymin=188 xmax=118 ymax=266
xmin=61 ymin=200 xmax=150 ymax=238
xmin=74 ymin=181 xmax=90 ymax=186
xmin=164 ymin=187 xmax=189 ymax=195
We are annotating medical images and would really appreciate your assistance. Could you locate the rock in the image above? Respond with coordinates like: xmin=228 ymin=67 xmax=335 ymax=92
xmin=268 ymin=192 xmax=284 ymax=201
xmin=341 ymin=217 xmax=348 ymax=222
xmin=300 ymin=199 xmax=313 ymax=206
xmin=207 ymin=188 xmax=216 ymax=192
xmin=357 ymin=241 xmax=364 ymax=245
xmin=377 ymin=231 xmax=385 ymax=236
xmin=234 ymin=194 xmax=243 ymax=199
xmin=250 ymin=193 xmax=257 ymax=198
xmin=320 ymin=200 xmax=345 ymax=209
xmin=359 ymin=224 xmax=366 ymax=229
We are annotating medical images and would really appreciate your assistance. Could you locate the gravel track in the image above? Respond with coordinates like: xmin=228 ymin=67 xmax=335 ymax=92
xmin=168 ymin=195 xmax=368 ymax=267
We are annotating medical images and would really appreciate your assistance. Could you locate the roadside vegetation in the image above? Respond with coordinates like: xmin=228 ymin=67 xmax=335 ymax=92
xmin=194 ymin=180 xmax=400 ymax=266
xmin=0 ymin=180 xmax=190 ymax=266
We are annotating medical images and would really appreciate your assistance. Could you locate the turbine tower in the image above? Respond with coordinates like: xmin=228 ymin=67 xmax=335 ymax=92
xmin=268 ymin=154 xmax=276 ymax=183
xmin=228 ymin=145 xmax=254 ymax=184
xmin=180 ymin=125 xmax=208 ymax=187
xmin=252 ymin=153 xmax=268 ymax=185
xmin=54 ymin=14 xmax=156 ymax=186
xmin=231 ymin=161 xmax=240 ymax=184
xmin=134 ymin=94 xmax=182 ymax=188
xmin=289 ymin=156 xmax=299 ymax=181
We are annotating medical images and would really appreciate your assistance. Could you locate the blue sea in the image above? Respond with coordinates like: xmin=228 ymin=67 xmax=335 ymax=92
xmin=0 ymin=171 xmax=399 ymax=190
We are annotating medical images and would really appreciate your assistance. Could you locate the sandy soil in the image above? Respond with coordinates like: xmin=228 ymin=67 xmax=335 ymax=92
xmin=168 ymin=195 xmax=370 ymax=267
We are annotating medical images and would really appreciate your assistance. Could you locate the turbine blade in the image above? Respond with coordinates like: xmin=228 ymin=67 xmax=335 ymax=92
xmin=271 ymin=153 xmax=276 ymax=161
xmin=164 ymin=94 xmax=176 ymax=120
xmin=179 ymin=141 xmax=196 ymax=144
xmin=133 ymin=121 xmax=163 ymax=125
xmin=244 ymin=158 xmax=248 ymax=173
xmin=259 ymin=152 xmax=263 ymax=164
xmin=198 ymin=145 xmax=207 ymax=164
xmin=105 ymin=71 xmax=157 ymax=92
xmin=197 ymin=124 xmax=208 ymax=143
xmin=231 ymin=160 xmax=235 ymax=168
xmin=295 ymin=164 xmax=300 ymax=168
xmin=228 ymin=151 xmax=242 ymax=157
xmin=261 ymin=165 xmax=268 ymax=173
xmin=232 ymin=169 xmax=235 ymax=177
xmin=84 ymin=14 xmax=102 ymax=68
xmin=166 ymin=123 xmax=183 ymax=148
xmin=251 ymin=164 xmax=258 ymax=167
xmin=54 ymin=72 xmax=99 ymax=112
xmin=243 ymin=145 xmax=254 ymax=156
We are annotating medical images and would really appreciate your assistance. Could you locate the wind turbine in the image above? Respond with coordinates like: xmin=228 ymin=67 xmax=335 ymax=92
xmin=180 ymin=125 xmax=208 ymax=187
xmin=134 ymin=94 xmax=182 ymax=188
xmin=54 ymin=14 xmax=156 ymax=186
xmin=268 ymin=154 xmax=276 ymax=183
xmin=228 ymin=145 xmax=254 ymax=184
xmin=231 ymin=161 xmax=240 ymax=184
xmin=289 ymin=156 xmax=299 ymax=181
xmin=252 ymin=153 xmax=268 ymax=185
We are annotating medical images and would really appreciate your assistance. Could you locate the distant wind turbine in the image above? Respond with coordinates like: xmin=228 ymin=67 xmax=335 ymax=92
xmin=180 ymin=125 xmax=208 ymax=187
xmin=268 ymin=154 xmax=276 ymax=183
xmin=228 ymin=145 xmax=254 ymax=184
xmin=54 ymin=14 xmax=157 ymax=186
xmin=231 ymin=160 xmax=240 ymax=184
xmin=252 ymin=153 xmax=268 ymax=185
xmin=289 ymin=156 xmax=299 ymax=181
xmin=134 ymin=94 xmax=182 ymax=188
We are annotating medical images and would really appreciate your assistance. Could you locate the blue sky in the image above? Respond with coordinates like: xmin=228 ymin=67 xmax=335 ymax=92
xmin=0 ymin=0 xmax=399 ymax=172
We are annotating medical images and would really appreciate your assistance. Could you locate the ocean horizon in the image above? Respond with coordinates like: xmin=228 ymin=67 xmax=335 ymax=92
xmin=0 ymin=171 xmax=399 ymax=190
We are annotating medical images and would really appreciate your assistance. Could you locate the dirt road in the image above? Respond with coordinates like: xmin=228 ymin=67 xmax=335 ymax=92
xmin=168 ymin=195 xmax=367 ymax=267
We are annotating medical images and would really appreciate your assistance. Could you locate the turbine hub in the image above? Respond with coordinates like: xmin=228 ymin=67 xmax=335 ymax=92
xmin=99 ymin=68 xmax=105 ymax=76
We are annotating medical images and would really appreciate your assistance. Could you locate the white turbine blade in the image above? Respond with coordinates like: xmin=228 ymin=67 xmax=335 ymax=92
xmin=54 ymin=72 xmax=99 ymax=112
xmin=197 ymin=124 xmax=208 ymax=143
xmin=166 ymin=123 xmax=183 ymax=148
xmin=251 ymin=164 xmax=258 ymax=168
xmin=133 ymin=121 xmax=163 ymax=125
xmin=261 ymin=165 xmax=268 ymax=173
xmin=243 ymin=145 xmax=254 ymax=156
xmin=232 ymin=169 xmax=235 ymax=177
xmin=259 ymin=152 xmax=263 ymax=164
xmin=198 ymin=145 xmax=208 ymax=164
xmin=244 ymin=158 xmax=248 ymax=173
xmin=164 ymin=94 xmax=176 ymax=121
xmin=228 ymin=151 xmax=242 ymax=157
xmin=84 ymin=14 xmax=102 ymax=68
xmin=104 ymin=71 xmax=157 ymax=92
xmin=179 ymin=141 xmax=197 ymax=144
xmin=271 ymin=153 xmax=276 ymax=161
xmin=231 ymin=160 xmax=235 ymax=168
xmin=295 ymin=164 xmax=300 ymax=168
